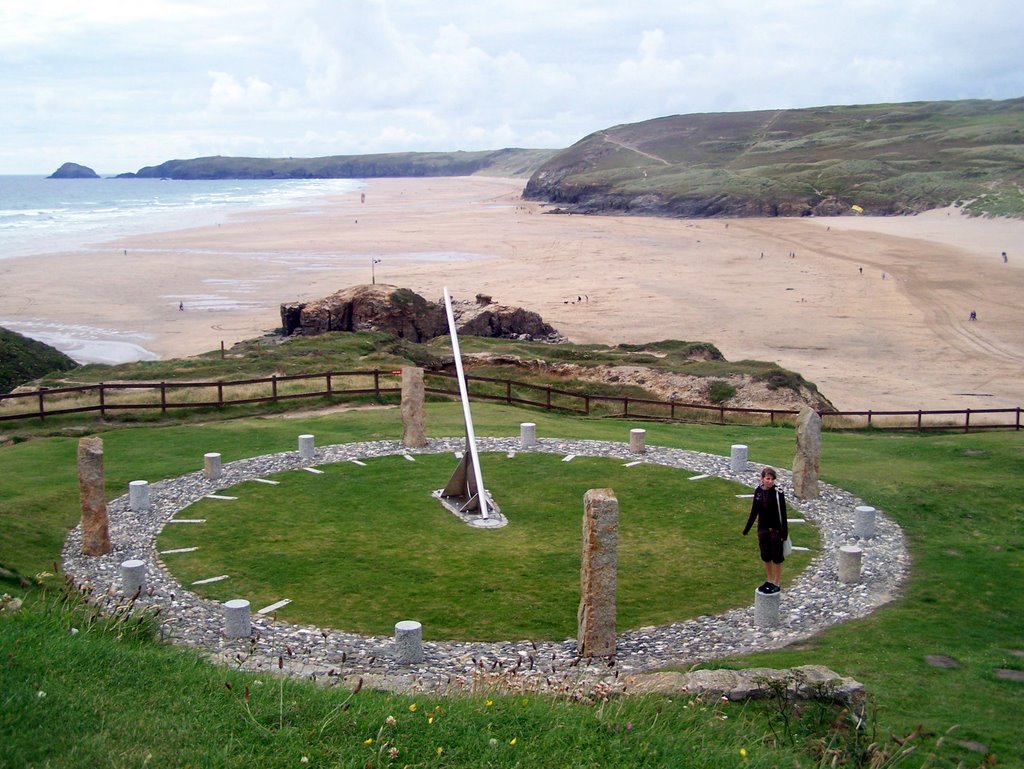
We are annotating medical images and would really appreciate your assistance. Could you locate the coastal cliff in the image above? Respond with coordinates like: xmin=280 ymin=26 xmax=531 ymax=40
xmin=48 ymin=162 xmax=99 ymax=179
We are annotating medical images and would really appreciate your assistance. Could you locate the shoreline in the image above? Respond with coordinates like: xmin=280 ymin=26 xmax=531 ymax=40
xmin=1 ymin=175 xmax=1022 ymax=411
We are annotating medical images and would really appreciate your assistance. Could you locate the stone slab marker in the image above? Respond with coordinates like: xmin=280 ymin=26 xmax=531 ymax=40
xmin=792 ymin=407 xmax=821 ymax=499
xmin=394 ymin=620 xmax=424 ymax=664
xmin=754 ymin=589 xmax=781 ymax=628
xmin=578 ymin=488 xmax=618 ymax=657
xmin=120 ymin=559 xmax=146 ymax=597
xmin=838 ymin=546 xmax=863 ymax=583
xmin=203 ymin=452 xmax=222 ymax=480
xmin=401 ymin=367 xmax=427 ymax=448
xmin=629 ymin=428 xmax=646 ymax=454
xmin=223 ymin=599 xmax=252 ymax=638
xmin=854 ymin=505 xmax=876 ymax=539
xmin=730 ymin=444 xmax=748 ymax=472
xmin=520 ymin=422 xmax=537 ymax=448
xmin=128 ymin=480 xmax=150 ymax=513
xmin=78 ymin=437 xmax=111 ymax=556
xmin=298 ymin=434 xmax=315 ymax=461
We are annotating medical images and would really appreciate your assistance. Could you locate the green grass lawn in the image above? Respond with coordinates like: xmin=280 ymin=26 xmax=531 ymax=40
xmin=156 ymin=453 xmax=814 ymax=640
xmin=2 ymin=402 xmax=1023 ymax=767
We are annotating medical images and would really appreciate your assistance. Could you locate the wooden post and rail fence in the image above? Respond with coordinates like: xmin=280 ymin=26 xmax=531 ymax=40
xmin=0 ymin=369 xmax=1020 ymax=432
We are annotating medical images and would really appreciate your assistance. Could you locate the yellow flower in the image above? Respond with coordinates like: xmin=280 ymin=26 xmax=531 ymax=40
xmin=740 ymin=747 xmax=748 ymax=758
xmin=485 ymin=699 xmax=493 ymax=707
xmin=510 ymin=738 xmax=517 ymax=746
xmin=409 ymin=703 xmax=417 ymax=712
xmin=363 ymin=738 xmax=373 ymax=745
xmin=428 ymin=716 xmax=434 ymax=725
xmin=436 ymin=746 xmax=444 ymax=756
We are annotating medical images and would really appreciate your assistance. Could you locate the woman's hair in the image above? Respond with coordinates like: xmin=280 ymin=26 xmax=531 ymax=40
xmin=760 ymin=466 xmax=777 ymax=479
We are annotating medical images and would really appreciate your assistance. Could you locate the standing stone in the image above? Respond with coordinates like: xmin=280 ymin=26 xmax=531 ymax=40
xmin=730 ymin=444 xmax=748 ymax=472
xmin=792 ymin=407 xmax=821 ymax=499
xmin=128 ymin=480 xmax=150 ymax=513
xmin=520 ymin=422 xmax=537 ymax=448
xmin=394 ymin=620 xmax=424 ymax=664
xmin=854 ymin=506 xmax=876 ymax=539
xmin=629 ymin=428 xmax=646 ymax=454
xmin=401 ymin=367 xmax=427 ymax=448
xmin=578 ymin=488 xmax=618 ymax=657
xmin=203 ymin=452 xmax=222 ymax=480
xmin=298 ymin=434 xmax=315 ymax=461
xmin=78 ymin=437 xmax=111 ymax=556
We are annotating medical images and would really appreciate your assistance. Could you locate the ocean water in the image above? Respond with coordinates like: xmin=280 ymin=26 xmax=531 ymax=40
xmin=0 ymin=175 xmax=361 ymax=364
xmin=0 ymin=175 xmax=362 ymax=260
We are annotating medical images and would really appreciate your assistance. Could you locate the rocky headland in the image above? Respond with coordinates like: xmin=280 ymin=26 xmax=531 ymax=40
xmin=48 ymin=162 xmax=99 ymax=179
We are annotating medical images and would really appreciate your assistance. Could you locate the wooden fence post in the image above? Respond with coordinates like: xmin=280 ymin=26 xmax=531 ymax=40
xmin=272 ymin=375 xmax=278 ymax=401
xmin=217 ymin=382 xmax=224 ymax=406
xmin=506 ymin=380 xmax=512 ymax=405
xmin=326 ymin=373 xmax=333 ymax=395
xmin=38 ymin=388 xmax=46 ymax=421
xmin=160 ymin=382 xmax=167 ymax=414
xmin=99 ymin=383 xmax=106 ymax=417
xmin=965 ymin=408 xmax=971 ymax=433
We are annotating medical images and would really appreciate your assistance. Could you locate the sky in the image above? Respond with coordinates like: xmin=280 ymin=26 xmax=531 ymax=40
xmin=2 ymin=0 xmax=1022 ymax=175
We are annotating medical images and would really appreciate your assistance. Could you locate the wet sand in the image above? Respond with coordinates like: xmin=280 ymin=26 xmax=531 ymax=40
xmin=1 ymin=175 xmax=1022 ymax=411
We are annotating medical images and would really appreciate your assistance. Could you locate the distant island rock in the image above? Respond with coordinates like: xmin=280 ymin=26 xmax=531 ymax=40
xmin=48 ymin=162 xmax=100 ymax=179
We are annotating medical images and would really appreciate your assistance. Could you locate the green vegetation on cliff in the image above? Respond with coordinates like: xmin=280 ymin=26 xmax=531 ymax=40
xmin=124 ymin=148 xmax=555 ymax=180
xmin=0 ymin=327 xmax=77 ymax=394
xmin=524 ymin=97 xmax=1024 ymax=218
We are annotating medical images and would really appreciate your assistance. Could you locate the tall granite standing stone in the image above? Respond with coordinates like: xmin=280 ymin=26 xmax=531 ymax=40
xmin=401 ymin=367 xmax=427 ymax=448
xmin=78 ymin=437 xmax=111 ymax=556
xmin=578 ymin=488 xmax=619 ymax=657
xmin=792 ymin=407 xmax=821 ymax=499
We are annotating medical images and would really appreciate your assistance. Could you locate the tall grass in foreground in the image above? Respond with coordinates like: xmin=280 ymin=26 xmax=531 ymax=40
xmin=1 ymin=403 xmax=1021 ymax=767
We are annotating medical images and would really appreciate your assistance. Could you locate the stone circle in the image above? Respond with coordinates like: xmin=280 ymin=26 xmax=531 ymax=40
xmin=61 ymin=436 xmax=910 ymax=693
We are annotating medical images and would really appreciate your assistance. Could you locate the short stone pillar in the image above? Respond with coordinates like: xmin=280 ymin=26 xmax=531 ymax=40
xmin=203 ymin=452 xmax=222 ymax=480
xmin=128 ymin=480 xmax=150 ymax=513
xmin=730 ymin=444 xmax=748 ymax=472
xmin=754 ymin=588 xmax=781 ymax=628
xmin=401 ymin=367 xmax=427 ymax=448
xmin=223 ymin=599 xmax=252 ymax=638
xmin=520 ymin=422 xmax=537 ymax=448
xmin=854 ymin=505 xmax=876 ymax=539
xmin=838 ymin=546 xmax=863 ymax=584
xmin=78 ymin=437 xmax=111 ymax=556
xmin=793 ymin=407 xmax=822 ymax=499
xmin=629 ymin=428 xmax=646 ymax=454
xmin=298 ymin=434 xmax=315 ymax=461
xmin=578 ymin=488 xmax=618 ymax=657
xmin=394 ymin=620 xmax=424 ymax=664
xmin=120 ymin=559 xmax=146 ymax=597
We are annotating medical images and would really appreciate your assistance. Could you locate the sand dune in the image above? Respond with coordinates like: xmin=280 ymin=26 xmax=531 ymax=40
xmin=2 ymin=176 xmax=1021 ymax=411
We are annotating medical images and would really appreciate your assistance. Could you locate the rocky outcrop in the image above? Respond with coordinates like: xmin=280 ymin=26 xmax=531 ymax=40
xmin=281 ymin=285 xmax=560 ymax=343
xmin=48 ymin=162 xmax=99 ymax=179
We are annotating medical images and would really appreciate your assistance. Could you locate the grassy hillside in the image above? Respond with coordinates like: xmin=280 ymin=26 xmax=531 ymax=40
xmin=0 ymin=327 xmax=77 ymax=395
xmin=123 ymin=148 xmax=556 ymax=180
xmin=524 ymin=98 xmax=1024 ymax=218
xmin=1 ymin=404 xmax=1021 ymax=766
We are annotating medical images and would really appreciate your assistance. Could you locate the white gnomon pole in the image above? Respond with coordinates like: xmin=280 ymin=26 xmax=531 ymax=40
xmin=443 ymin=287 xmax=489 ymax=519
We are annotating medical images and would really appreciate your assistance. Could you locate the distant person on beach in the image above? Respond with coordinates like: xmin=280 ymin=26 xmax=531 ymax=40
xmin=742 ymin=466 xmax=788 ymax=594
xmin=1003 ymin=252 xmax=1008 ymax=263
xmin=970 ymin=310 xmax=977 ymax=321
xmin=179 ymin=301 xmax=184 ymax=311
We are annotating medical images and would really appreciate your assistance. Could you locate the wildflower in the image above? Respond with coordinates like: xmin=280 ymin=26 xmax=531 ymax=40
xmin=300 ymin=758 xmax=309 ymax=764
xmin=510 ymin=737 xmax=517 ymax=746
xmin=520 ymin=698 xmax=529 ymax=706
xmin=485 ymin=699 xmax=493 ymax=707
xmin=385 ymin=715 xmax=396 ymax=726
xmin=37 ymin=691 xmax=46 ymax=699
xmin=364 ymin=738 xmax=373 ymax=745
xmin=436 ymin=746 xmax=443 ymax=756
xmin=740 ymin=748 xmax=748 ymax=758
xmin=489 ymin=738 xmax=498 ymax=747
xmin=388 ymin=748 xmax=399 ymax=760
xmin=409 ymin=703 xmax=417 ymax=712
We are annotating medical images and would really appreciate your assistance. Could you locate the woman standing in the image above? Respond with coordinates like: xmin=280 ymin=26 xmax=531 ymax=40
xmin=742 ymin=466 xmax=788 ymax=594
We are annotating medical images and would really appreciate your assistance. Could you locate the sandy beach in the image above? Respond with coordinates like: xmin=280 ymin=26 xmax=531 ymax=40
xmin=2 ymin=175 xmax=1022 ymax=412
